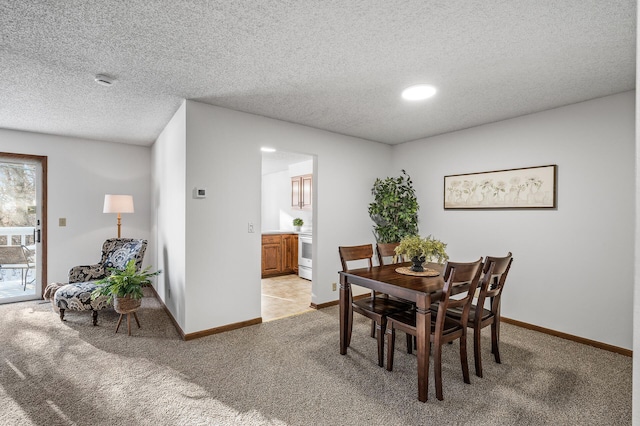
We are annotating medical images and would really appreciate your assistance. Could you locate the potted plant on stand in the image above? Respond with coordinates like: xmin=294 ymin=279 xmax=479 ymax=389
xmin=293 ymin=218 xmax=304 ymax=232
xmin=368 ymin=170 xmax=420 ymax=243
xmin=395 ymin=235 xmax=449 ymax=272
xmin=91 ymin=259 xmax=161 ymax=335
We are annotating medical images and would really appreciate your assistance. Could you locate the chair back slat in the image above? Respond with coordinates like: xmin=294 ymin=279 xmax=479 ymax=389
xmin=338 ymin=244 xmax=374 ymax=272
xmin=476 ymin=252 xmax=513 ymax=316
xmin=434 ymin=258 xmax=483 ymax=331
xmin=376 ymin=242 xmax=401 ymax=265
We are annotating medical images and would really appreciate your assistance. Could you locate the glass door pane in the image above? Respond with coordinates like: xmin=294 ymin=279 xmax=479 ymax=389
xmin=0 ymin=156 xmax=42 ymax=303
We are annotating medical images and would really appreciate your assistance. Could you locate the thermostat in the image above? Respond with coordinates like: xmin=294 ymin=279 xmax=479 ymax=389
xmin=194 ymin=188 xmax=207 ymax=199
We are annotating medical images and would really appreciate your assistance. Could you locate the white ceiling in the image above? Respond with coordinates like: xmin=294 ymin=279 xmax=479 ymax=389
xmin=0 ymin=1 xmax=635 ymax=146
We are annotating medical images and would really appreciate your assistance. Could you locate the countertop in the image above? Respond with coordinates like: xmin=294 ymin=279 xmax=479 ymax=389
xmin=262 ymin=230 xmax=311 ymax=235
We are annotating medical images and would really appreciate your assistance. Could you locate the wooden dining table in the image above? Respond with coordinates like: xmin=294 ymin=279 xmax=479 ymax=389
xmin=339 ymin=262 xmax=446 ymax=402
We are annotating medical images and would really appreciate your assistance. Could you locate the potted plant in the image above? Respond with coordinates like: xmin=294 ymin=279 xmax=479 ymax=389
xmin=293 ymin=218 xmax=304 ymax=232
xmin=368 ymin=170 xmax=420 ymax=243
xmin=91 ymin=259 xmax=161 ymax=313
xmin=395 ymin=235 xmax=449 ymax=272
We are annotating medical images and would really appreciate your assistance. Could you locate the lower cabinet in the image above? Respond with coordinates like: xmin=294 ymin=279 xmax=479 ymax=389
xmin=282 ymin=234 xmax=298 ymax=274
xmin=262 ymin=233 xmax=298 ymax=278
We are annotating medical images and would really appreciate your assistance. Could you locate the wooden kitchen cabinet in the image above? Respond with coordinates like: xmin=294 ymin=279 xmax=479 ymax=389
xmin=261 ymin=235 xmax=282 ymax=277
xmin=282 ymin=233 xmax=298 ymax=274
xmin=261 ymin=233 xmax=299 ymax=278
xmin=291 ymin=174 xmax=312 ymax=209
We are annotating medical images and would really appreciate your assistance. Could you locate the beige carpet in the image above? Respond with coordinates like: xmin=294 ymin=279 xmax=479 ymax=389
xmin=0 ymin=290 xmax=631 ymax=425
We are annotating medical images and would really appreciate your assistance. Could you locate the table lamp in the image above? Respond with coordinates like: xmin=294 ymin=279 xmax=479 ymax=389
xmin=103 ymin=194 xmax=134 ymax=238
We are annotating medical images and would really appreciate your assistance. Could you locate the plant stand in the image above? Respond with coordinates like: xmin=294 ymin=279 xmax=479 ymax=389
xmin=114 ymin=296 xmax=142 ymax=336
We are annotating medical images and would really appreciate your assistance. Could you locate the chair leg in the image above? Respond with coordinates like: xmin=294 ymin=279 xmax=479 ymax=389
xmin=406 ymin=332 xmax=413 ymax=354
xmin=386 ymin=325 xmax=395 ymax=371
xmin=460 ymin=333 xmax=471 ymax=384
xmin=59 ymin=309 xmax=65 ymax=321
xmin=92 ymin=310 xmax=98 ymax=326
xmin=370 ymin=320 xmax=376 ymax=338
xmin=434 ymin=339 xmax=444 ymax=401
xmin=492 ymin=320 xmax=501 ymax=364
xmin=474 ymin=326 xmax=483 ymax=378
xmin=376 ymin=319 xmax=386 ymax=367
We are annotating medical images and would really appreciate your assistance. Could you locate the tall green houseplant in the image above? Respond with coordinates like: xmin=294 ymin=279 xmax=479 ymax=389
xmin=368 ymin=169 xmax=419 ymax=243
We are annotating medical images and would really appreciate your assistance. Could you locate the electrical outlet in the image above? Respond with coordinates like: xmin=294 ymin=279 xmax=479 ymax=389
xmin=332 ymin=282 xmax=337 ymax=291
xmin=248 ymin=222 xmax=255 ymax=233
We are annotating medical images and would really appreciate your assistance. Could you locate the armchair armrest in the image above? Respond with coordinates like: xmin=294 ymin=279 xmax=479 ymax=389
xmin=68 ymin=264 xmax=106 ymax=283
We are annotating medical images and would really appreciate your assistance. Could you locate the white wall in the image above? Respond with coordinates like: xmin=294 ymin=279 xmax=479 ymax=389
xmin=171 ymin=100 xmax=391 ymax=334
xmin=261 ymin=170 xmax=290 ymax=231
xmin=0 ymin=128 xmax=151 ymax=284
xmin=392 ymin=91 xmax=635 ymax=350
xmin=151 ymin=102 xmax=187 ymax=327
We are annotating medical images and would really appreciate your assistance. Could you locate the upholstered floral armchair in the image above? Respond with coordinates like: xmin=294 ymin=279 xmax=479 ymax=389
xmin=68 ymin=238 xmax=147 ymax=283
xmin=54 ymin=238 xmax=148 ymax=325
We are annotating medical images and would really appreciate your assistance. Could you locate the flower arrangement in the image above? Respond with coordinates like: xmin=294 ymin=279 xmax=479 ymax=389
xmin=395 ymin=234 xmax=449 ymax=267
xmin=293 ymin=218 xmax=304 ymax=227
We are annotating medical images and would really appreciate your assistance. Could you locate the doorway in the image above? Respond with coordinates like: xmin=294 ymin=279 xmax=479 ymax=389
xmin=261 ymin=149 xmax=314 ymax=321
xmin=0 ymin=153 xmax=46 ymax=304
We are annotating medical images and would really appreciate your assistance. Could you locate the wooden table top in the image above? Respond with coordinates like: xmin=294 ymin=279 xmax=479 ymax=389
xmin=339 ymin=262 xmax=446 ymax=303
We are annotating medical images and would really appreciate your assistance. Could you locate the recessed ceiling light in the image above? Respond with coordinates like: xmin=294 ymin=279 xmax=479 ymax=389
xmin=402 ymin=84 xmax=437 ymax=101
xmin=261 ymin=147 xmax=276 ymax=152
xmin=94 ymin=74 xmax=115 ymax=86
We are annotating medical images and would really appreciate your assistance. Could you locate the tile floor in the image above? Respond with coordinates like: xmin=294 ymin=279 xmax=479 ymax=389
xmin=261 ymin=274 xmax=313 ymax=321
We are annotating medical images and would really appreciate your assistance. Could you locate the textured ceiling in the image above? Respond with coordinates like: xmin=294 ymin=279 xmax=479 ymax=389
xmin=0 ymin=1 xmax=635 ymax=146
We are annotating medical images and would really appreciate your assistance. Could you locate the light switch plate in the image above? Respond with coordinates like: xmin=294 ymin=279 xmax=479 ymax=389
xmin=59 ymin=218 xmax=66 ymax=227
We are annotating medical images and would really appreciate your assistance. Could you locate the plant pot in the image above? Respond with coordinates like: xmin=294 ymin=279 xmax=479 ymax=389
xmin=294 ymin=226 xmax=301 ymax=232
xmin=113 ymin=295 xmax=141 ymax=314
xmin=410 ymin=256 xmax=426 ymax=272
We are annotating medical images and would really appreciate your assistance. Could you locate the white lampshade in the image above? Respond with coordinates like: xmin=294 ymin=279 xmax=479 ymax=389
xmin=103 ymin=194 xmax=134 ymax=214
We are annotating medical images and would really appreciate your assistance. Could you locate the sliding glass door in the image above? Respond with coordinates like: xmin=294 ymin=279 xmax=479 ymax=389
xmin=0 ymin=153 xmax=46 ymax=304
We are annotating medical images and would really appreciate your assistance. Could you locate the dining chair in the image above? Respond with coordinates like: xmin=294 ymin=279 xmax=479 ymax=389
xmin=375 ymin=242 xmax=401 ymax=266
xmin=339 ymin=244 xmax=413 ymax=367
xmin=445 ymin=252 xmax=513 ymax=377
xmin=385 ymin=258 xmax=483 ymax=401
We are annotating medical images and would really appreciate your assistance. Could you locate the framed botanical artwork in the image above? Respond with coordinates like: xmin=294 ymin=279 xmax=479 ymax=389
xmin=444 ymin=165 xmax=557 ymax=209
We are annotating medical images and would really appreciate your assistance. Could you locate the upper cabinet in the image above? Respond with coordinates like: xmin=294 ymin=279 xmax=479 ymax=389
xmin=291 ymin=174 xmax=312 ymax=210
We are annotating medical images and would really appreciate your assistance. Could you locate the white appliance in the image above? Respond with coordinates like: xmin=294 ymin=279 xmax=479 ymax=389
xmin=298 ymin=232 xmax=312 ymax=280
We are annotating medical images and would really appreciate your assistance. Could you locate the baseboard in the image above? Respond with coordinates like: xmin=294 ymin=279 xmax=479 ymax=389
xmin=146 ymin=285 xmax=186 ymax=339
xmin=184 ymin=318 xmax=263 ymax=341
xmin=146 ymin=285 xmax=262 ymax=341
xmin=310 ymin=293 xmax=370 ymax=310
xmin=502 ymin=316 xmax=632 ymax=357
xmin=310 ymin=300 xmax=338 ymax=310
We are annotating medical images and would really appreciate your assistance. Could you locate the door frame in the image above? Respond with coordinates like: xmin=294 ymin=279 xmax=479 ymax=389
xmin=0 ymin=152 xmax=47 ymax=296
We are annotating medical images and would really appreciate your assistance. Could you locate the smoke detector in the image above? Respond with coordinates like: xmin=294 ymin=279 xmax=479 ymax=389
xmin=94 ymin=74 xmax=115 ymax=86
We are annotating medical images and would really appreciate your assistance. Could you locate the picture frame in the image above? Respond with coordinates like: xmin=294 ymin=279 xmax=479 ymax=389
xmin=444 ymin=165 xmax=557 ymax=209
